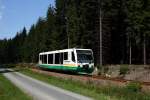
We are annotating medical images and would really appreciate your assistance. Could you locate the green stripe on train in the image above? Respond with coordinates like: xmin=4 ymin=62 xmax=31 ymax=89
xmin=39 ymin=64 xmax=77 ymax=71
xmin=38 ymin=64 xmax=94 ymax=73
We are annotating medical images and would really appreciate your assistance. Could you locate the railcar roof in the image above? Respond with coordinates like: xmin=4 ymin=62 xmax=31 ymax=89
xmin=39 ymin=48 xmax=92 ymax=55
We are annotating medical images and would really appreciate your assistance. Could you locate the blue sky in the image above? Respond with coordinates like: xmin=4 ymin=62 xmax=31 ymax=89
xmin=0 ymin=0 xmax=55 ymax=39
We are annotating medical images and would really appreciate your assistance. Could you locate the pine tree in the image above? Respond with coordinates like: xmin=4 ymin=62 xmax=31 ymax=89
xmin=45 ymin=6 xmax=55 ymax=50
xmin=66 ymin=0 xmax=80 ymax=48
xmin=23 ymin=25 xmax=36 ymax=62
xmin=55 ymin=0 xmax=68 ymax=49
xmin=126 ymin=0 xmax=150 ymax=64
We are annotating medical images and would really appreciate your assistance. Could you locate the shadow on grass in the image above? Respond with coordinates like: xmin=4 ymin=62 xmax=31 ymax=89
xmin=36 ymin=67 xmax=92 ymax=77
xmin=39 ymin=67 xmax=79 ymax=75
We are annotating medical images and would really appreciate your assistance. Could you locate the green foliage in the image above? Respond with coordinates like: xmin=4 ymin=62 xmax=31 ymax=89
xmin=125 ymin=82 xmax=142 ymax=92
xmin=66 ymin=0 xmax=79 ymax=48
xmin=0 ymin=0 xmax=150 ymax=64
xmin=120 ymin=65 xmax=129 ymax=75
xmin=95 ymin=65 xmax=102 ymax=75
xmin=103 ymin=66 xmax=109 ymax=73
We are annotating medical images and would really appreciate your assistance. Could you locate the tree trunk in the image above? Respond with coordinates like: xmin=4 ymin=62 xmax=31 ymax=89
xmin=99 ymin=0 xmax=102 ymax=66
xmin=143 ymin=35 xmax=146 ymax=65
xmin=129 ymin=42 xmax=132 ymax=65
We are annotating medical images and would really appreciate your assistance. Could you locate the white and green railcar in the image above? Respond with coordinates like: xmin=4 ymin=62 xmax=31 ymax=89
xmin=38 ymin=48 xmax=94 ymax=73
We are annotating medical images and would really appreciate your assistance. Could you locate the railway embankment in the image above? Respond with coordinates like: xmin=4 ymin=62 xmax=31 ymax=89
xmin=30 ymin=67 xmax=150 ymax=92
xmin=96 ymin=65 xmax=150 ymax=82
xmin=12 ymin=63 xmax=150 ymax=92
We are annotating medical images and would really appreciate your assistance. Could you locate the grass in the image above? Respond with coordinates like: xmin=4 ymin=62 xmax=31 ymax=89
xmin=16 ymin=68 xmax=150 ymax=100
xmin=0 ymin=74 xmax=32 ymax=100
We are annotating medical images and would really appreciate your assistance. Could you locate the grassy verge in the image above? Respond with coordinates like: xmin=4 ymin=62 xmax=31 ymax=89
xmin=0 ymin=74 xmax=32 ymax=100
xmin=16 ymin=68 xmax=150 ymax=100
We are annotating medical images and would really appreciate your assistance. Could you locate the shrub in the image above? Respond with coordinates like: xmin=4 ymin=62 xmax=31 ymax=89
xmin=96 ymin=65 xmax=102 ymax=75
xmin=120 ymin=65 xmax=129 ymax=75
xmin=96 ymin=65 xmax=109 ymax=75
xmin=3 ymin=64 xmax=16 ymax=68
xmin=126 ymin=82 xmax=141 ymax=92
xmin=103 ymin=66 xmax=109 ymax=73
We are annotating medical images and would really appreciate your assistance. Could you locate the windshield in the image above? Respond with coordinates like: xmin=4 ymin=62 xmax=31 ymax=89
xmin=76 ymin=50 xmax=93 ymax=63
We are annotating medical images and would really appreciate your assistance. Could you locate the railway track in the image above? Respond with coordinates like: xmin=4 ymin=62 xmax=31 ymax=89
xmin=92 ymin=75 xmax=150 ymax=86
xmin=30 ymin=67 xmax=150 ymax=89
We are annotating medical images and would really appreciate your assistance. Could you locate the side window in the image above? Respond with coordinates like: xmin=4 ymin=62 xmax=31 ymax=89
xmin=42 ymin=55 xmax=44 ymax=63
xmin=60 ymin=53 xmax=63 ymax=64
xmin=48 ymin=54 xmax=53 ymax=64
xmin=72 ymin=52 xmax=75 ymax=62
xmin=64 ymin=52 xmax=68 ymax=60
xmin=55 ymin=53 xmax=60 ymax=64
xmin=44 ymin=55 xmax=47 ymax=64
xmin=43 ymin=55 xmax=44 ymax=63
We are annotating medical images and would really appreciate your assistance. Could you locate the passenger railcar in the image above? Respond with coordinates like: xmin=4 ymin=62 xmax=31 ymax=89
xmin=38 ymin=48 xmax=94 ymax=74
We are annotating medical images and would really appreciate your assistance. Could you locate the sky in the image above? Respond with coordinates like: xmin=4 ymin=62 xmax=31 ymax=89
xmin=0 ymin=0 xmax=55 ymax=39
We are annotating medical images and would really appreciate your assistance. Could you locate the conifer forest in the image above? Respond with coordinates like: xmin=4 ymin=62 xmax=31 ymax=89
xmin=0 ymin=0 xmax=150 ymax=65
